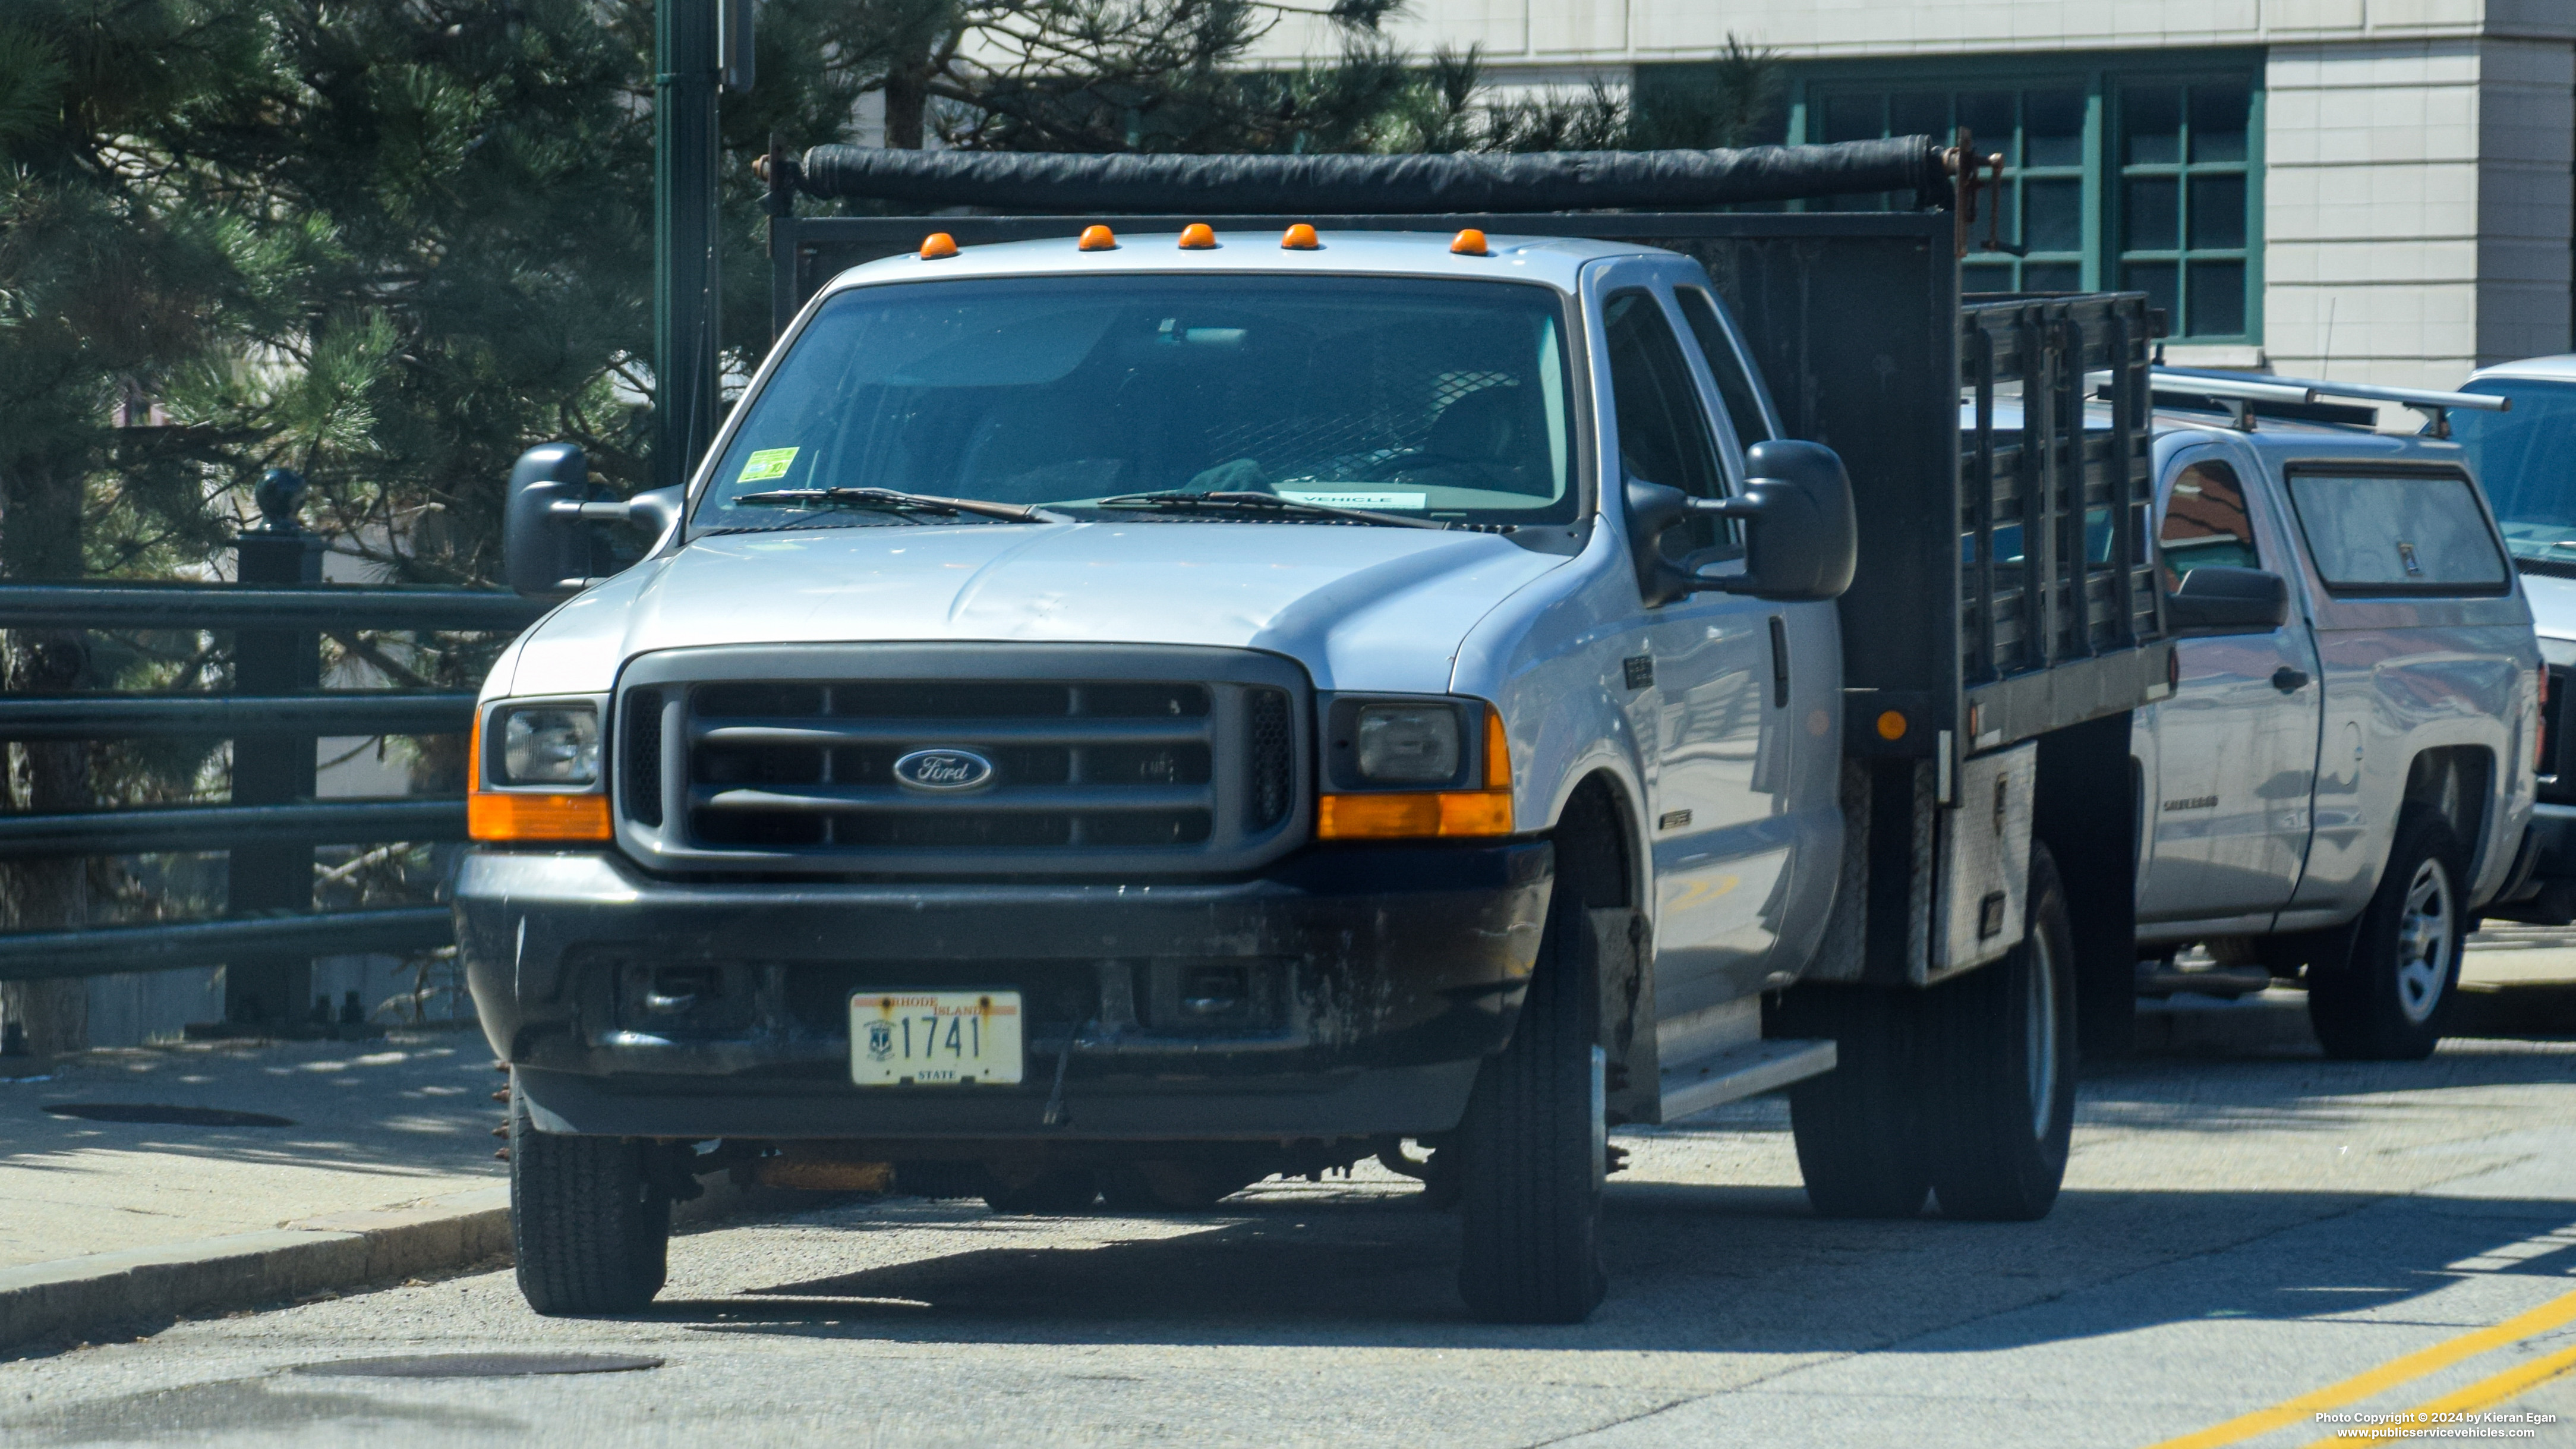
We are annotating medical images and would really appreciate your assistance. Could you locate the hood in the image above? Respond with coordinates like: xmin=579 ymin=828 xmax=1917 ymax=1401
xmin=493 ymin=519 xmax=1572 ymax=698
xmin=2523 ymin=569 xmax=2576 ymax=653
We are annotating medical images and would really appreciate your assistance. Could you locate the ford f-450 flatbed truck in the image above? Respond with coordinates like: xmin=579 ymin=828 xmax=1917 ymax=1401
xmin=464 ymin=139 xmax=2180 ymax=1324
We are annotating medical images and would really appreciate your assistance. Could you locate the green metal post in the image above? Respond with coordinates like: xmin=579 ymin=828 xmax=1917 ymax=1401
xmin=655 ymin=0 xmax=723 ymax=494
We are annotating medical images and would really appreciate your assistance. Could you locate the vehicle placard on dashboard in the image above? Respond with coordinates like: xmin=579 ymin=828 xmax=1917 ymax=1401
xmin=849 ymin=991 xmax=1024 ymax=1086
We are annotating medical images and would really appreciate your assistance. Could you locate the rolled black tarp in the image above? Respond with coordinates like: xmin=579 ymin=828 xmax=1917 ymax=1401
xmin=794 ymin=137 xmax=1953 ymax=214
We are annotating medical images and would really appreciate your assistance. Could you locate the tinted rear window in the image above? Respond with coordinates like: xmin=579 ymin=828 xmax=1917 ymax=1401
xmin=2284 ymin=468 xmax=2509 ymax=594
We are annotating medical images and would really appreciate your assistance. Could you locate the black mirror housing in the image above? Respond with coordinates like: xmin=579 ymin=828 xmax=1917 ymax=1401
xmin=505 ymin=443 xmax=600 ymax=600
xmin=1623 ymin=440 xmax=1859 ymax=606
xmin=2166 ymin=564 xmax=2289 ymax=633
xmin=504 ymin=446 xmax=686 ymax=600
xmin=1726 ymin=440 xmax=1859 ymax=602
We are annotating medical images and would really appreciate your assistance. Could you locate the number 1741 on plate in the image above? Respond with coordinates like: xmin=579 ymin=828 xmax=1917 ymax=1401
xmin=849 ymin=991 xmax=1024 ymax=1086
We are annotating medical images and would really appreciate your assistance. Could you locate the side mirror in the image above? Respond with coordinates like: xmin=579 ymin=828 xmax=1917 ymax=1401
xmin=2165 ymin=564 xmax=2289 ymax=633
xmin=1730 ymin=440 xmax=1859 ymax=602
xmin=503 ymin=443 xmax=683 ymax=599
xmin=1623 ymin=439 xmax=1859 ymax=606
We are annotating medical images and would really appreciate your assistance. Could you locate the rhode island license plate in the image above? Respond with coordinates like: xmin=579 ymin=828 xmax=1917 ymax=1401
xmin=848 ymin=991 xmax=1024 ymax=1086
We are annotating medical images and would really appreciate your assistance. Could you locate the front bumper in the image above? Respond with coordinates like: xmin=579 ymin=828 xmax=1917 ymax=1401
xmin=456 ymin=841 xmax=1551 ymax=1140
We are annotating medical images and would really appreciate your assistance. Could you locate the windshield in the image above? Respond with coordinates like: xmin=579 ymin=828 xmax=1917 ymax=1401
xmin=693 ymin=274 xmax=1578 ymax=533
xmin=2453 ymin=377 xmax=2576 ymax=566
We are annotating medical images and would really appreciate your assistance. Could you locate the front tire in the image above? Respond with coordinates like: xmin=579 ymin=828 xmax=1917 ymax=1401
xmin=1920 ymin=842 xmax=2078 ymax=1221
xmin=1456 ymin=877 xmax=1606 ymax=1324
xmin=509 ymin=1083 xmax=671 ymax=1316
xmin=2309 ymin=807 xmax=2465 ymax=1061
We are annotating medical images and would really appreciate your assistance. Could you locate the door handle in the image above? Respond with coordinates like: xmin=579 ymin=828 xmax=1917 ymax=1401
xmin=1768 ymin=615 xmax=1789 ymax=707
xmin=2271 ymin=666 xmax=2310 ymax=692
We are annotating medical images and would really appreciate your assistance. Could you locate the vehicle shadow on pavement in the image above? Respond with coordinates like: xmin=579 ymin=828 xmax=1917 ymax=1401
xmin=635 ymin=1171 xmax=2576 ymax=1357
xmin=608 ymin=1041 xmax=2576 ymax=1351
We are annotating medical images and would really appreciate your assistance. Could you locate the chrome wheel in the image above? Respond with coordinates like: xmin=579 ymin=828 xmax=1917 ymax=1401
xmin=2393 ymin=857 xmax=2455 ymax=1025
xmin=2025 ymin=924 xmax=2060 ymax=1139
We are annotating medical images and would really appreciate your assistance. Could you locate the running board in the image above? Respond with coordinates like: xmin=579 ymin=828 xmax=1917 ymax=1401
xmin=1657 ymin=1038 xmax=1838 ymax=1123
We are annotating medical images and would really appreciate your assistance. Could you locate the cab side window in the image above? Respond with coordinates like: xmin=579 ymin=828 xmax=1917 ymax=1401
xmin=1604 ymin=291 xmax=1730 ymax=561
xmin=1675 ymin=286 xmax=1774 ymax=449
xmin=2159 ymin=459 xmax=2262 ymax=590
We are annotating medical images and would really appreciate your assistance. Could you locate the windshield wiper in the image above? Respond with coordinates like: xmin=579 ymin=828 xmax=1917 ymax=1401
xmin=1093 ymin=491 xmax=1448 ymax=531
xmin=732 ymin=487 xmax=1069 ymax=524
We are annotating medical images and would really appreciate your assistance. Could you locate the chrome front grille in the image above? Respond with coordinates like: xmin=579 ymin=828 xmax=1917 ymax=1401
xmin=614 ymin=644 xmax=1310 ymax=876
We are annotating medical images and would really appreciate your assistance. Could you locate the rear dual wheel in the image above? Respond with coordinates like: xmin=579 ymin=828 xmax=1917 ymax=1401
xmin=1783 ymin=842 xmax=2077 ymax=1222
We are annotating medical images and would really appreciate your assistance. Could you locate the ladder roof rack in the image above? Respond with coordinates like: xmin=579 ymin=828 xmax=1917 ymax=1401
xmin=2151 ymin=366 xmax=2508 ymax=435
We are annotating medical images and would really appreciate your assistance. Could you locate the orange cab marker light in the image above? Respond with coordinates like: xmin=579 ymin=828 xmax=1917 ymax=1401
xmin=1178 ymin=223 xmax=1217 ymax=250
xmin=1450 ymin=228 xmax=1489 ymax=256
xmin=1281 ymin=223 xmax=1320 ymax=250
xmin=919 ymin=232 xmax=959 ymax=259
xmin=1877 ymin=710 xmax=1909 ymax=741
xmin=1078 ymin=225 xmax=1117 ymax=251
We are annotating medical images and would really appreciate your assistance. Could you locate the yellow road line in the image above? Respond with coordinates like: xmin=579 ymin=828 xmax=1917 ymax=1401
xmin=2141 ymin=1286 xmax=2576 ymax=1449
xmin=2304 ymin=1340 xmax=2576 ymax=1446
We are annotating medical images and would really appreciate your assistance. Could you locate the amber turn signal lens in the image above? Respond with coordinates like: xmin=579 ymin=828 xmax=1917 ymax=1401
xmin=1078 ymin=225 xmax=1117 ymax=251
xmin=1484 ymin=707 xmax=1512 ymax=790
xmin=1178 ymin=223 xmax=1217 ymax=250
xmin=1319 ymin=790 xmax=1513 ymax=839
xmin=1280 ymin=223 xmax=1320 ymax=250
xmin=918 ymin=232 xmax=959 ymax=259
xmin=1876 ymin=710 xmax=1908 ymax=741
xmin=1449 ymin=228 xmax=1489 ymax=256
xmin=468 ymin=791 xmax=612 ymax=842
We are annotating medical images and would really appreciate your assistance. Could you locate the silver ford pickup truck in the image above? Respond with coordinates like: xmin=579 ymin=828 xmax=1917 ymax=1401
xmin=2129 ymin=371 xmax=2540 ymax=1058
xmin=460 ymin=142 xmax=2181 ymax=1325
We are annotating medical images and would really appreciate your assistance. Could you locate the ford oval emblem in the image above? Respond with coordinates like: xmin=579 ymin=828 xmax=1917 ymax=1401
xmin=892 ymin=747 xmax=996 ymax=792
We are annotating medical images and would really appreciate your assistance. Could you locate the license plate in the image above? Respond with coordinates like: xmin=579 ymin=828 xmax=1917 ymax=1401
xmin=848 ymin=991 xmax=1023 ymax=1086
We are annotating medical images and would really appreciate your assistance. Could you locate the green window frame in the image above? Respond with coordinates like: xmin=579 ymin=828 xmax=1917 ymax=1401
xmin=1702 ymin=52 xmax=2264 ymax=345
xmin=2111 ymin=80 xmax=2256 ymax=342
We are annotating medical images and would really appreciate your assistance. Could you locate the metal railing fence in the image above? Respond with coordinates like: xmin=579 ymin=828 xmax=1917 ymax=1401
xmin=0 ymin=543 xmax=545 ymax=1022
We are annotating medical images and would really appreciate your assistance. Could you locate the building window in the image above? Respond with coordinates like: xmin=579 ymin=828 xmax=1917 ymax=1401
xmin=1815 ymin=86 xmax=2090 ymax=296
xmin=2114 ymin=83 xmax=2253 ymax=341
xmin=1752 ymin=60 xmax=2261 ymax=345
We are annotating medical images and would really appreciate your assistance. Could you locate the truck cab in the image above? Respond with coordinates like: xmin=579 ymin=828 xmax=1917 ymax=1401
xmin=2130 ymin=383 xmax=2539 ymax=1057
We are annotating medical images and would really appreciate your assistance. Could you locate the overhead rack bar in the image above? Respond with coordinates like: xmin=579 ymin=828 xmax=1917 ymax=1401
xmin=2152 ymin=366 xmax=2509 ymax=436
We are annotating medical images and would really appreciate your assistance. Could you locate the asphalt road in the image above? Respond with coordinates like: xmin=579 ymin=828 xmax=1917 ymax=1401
xmin=5 ymin=1038 xmax=2575 ymax=1449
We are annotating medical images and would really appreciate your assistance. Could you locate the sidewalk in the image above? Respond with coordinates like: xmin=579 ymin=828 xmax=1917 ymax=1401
xmin=0 ymin=1031 xmax=506 ymax=1271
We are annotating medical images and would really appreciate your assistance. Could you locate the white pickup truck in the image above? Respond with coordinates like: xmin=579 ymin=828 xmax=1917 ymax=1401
xmin=2130 ymin=370 xmax=2538 ymax=1058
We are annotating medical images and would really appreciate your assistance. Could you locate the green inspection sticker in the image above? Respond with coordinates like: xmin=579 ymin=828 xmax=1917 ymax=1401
xmin=736 ymin=446 xmax=799 ymax=483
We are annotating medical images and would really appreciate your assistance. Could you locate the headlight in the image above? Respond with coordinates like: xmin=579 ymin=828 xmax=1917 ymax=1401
xmin=498 ymin=705 xmax=600 ymax=786
xmin=1354 ymin=704 xmax=1461 ymax=784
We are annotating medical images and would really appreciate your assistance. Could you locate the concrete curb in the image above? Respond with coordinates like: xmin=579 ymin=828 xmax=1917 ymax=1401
xmin=0 ymin=1177 xmax=783 ymax=1354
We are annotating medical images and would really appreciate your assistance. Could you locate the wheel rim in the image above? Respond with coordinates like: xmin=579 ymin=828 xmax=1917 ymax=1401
xmin=2025 ymin=924 xmax=2060 ymax=1138
xmin=2393 ymin=856 xmax=2455 ymax=1025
